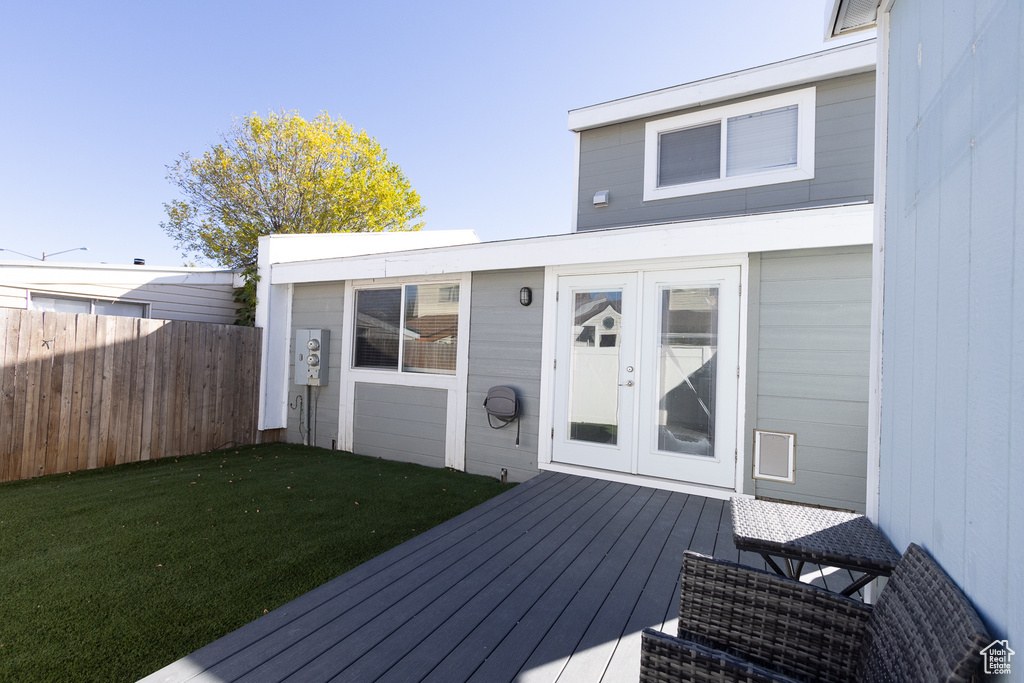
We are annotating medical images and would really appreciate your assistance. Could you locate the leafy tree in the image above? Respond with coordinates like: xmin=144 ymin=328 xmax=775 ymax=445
xmin=161 ymin=110 xmax=425 ymax=324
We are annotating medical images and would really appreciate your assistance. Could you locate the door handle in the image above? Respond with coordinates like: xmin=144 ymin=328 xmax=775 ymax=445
xmin=619 ymin=380 xmax=634 ymax=387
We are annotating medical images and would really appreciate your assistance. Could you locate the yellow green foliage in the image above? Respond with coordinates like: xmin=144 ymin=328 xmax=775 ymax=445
xmin=161 ymin=110 xmax=425 ymax=270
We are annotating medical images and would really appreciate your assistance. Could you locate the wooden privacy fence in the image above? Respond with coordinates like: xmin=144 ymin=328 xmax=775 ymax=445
xmin=0 ymin=309 xmax=262 ymax=483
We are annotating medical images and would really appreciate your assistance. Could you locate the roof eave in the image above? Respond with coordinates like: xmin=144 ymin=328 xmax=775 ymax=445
xmin=567 ymin=39 xmax=876 ymax=132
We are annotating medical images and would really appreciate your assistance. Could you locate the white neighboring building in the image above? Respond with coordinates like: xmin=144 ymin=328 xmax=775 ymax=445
xmin=0 ymin=261 xmax=243 ymax=324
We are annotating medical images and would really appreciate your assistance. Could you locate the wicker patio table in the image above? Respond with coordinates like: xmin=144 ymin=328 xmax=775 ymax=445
xmin=730 ymin=497 xmax=901 ymax=596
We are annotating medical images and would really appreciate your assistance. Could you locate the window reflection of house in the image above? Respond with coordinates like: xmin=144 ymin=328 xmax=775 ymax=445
xmin=569 ymin=292 xmax=623 ymax=443
xmin=353 ymin=283 xmax=460 ymax=375
xmin=576 ymin=326 xmax=595 ymax=346
xmin=573 ymin=295 xmax=621 ymax=347
xmin=403 ymin=283 xmax=459 ymax=374
xmin=657 ymin=287 xmax=717 ymax=456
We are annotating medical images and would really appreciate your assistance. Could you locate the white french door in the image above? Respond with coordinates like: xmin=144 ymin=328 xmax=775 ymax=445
xmin=552 ymin=273 xmax=638 ymax=472
xmin=635 ymin=267 xmax=739 ymax=487
xmin=552 ymin=266 xmax=740 ymax=490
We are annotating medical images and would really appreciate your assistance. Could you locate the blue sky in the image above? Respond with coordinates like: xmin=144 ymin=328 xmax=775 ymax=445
xmin=0 ymin=1 xmax=870 ymax=267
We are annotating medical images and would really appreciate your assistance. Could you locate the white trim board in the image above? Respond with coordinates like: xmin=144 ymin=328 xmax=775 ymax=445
xmin=865 ymin=6 xmax=889 ymax=526
xmin=541 ymin=462 xmax=755 ymax=501
xmin=570 ymin=131 xmax=581 ymax=232
xmin=567 ymin=40 xmax=875 ymax=132
xmin=270 ymin=204 xmax=873 ymax=286
xmin=260 ymin=230 xmax=481 ymax=267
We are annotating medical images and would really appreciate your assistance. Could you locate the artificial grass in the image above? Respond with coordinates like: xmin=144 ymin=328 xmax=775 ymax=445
xmin=0 ymin=444 xmax=515 ymax=682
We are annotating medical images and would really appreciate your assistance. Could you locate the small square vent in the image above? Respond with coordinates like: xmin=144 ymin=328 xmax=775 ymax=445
xmin=753 ymin=430 xmax=795 ymax=483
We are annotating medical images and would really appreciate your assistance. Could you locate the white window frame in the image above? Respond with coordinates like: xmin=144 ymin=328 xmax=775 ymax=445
xmin=28 ymin=292 xmax=150 ymax=318
xmin=349 ymin=280 xmax=463 ymax=376
xmin=338 ymin=272 xmax=472 ymax=471
xmin=643 ymin=87 xmax=816 ymax=201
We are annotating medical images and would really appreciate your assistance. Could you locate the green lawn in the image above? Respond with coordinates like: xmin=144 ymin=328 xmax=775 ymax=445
xmin=0 ymin=444 xmax=515 ymax=682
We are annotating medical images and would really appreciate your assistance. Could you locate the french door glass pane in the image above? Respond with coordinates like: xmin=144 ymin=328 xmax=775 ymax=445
xmin=568 ymin=289 xmax=622 ymax=445
xmin=657 ymin=286 xmax=718 ymax=456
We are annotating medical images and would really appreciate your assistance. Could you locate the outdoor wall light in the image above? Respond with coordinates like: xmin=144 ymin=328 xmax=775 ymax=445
xmin=520 ymin=287 xmax=533 ymax=306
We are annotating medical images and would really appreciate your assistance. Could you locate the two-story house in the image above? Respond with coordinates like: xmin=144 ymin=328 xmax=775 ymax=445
xmin=255 ymin=38 xmax=877 ymax=512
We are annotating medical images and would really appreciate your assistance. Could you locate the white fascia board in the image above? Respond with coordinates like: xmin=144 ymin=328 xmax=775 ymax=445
xmin=270 ymin=204 xmax=873 ymax=285
xmin=570 ymin=132 xmax=581 ymax=232
xmin=0 ymin=262 xmax=238 ymax=286
xmin=260 ymin=230 xmax=481 ymax=266
xmin=567 ymin=40 xmax=876 ymax=132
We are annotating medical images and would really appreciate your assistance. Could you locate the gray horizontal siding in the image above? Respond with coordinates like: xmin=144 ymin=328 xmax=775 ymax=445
xmin=754 ymin=246 xmax=871 ymax=512
xmin=286 ymin=282 xmax=344 ymax=449
xmin=759 ymin=348 xmax=870 ymax=377
xmin=755 ymin=471 xmax=867 ymax=512
xmin=576 ymin=72 xmax=875 ymax=231
xmin=352 ymin=383 xmax=447 ymax=468
xmin=465 ymin=269 xmax=545 ymax=483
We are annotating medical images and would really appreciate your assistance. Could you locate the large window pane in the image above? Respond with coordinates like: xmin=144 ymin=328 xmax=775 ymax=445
xmin=726 ymin=105 xmax=798 ymax=177
xmin=402 ymin=283 xmax=458 ymax=375
xmin=94 ymin=300 xmax=146 ymax=318
xmin=568 ymin=290 xmax=621 ymax=445
xmin=30 ymin=296 xmax=90 ymax=314
xmin=657 ymin=286 xmax=718 ymax=456
xmin=658 ymin=122 xmax=721 ymax=187
xmin=354 ymin=288 xmax=401 ymax=369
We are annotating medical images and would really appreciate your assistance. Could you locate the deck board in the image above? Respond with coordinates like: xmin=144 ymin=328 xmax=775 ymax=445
xmin=140 ymin=474 xmax=859 ymax=683
xmin=250 ymin=477 xmax=602 ymax=682
xmin=365 ymin=478 xmax=623 ymax=682
xmin=415 ymin=481 xmax=633 ymax=683
xmin=499 ymin=486 xmax=660 ymax=683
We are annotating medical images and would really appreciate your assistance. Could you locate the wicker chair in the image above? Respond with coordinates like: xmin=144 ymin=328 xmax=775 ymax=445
xmin=640 ymin=543 xmax=990 ymax=683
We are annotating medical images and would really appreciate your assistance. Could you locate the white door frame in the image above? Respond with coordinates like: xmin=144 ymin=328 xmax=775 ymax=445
xmin=538 ymin=254 xmax=750 ymax=499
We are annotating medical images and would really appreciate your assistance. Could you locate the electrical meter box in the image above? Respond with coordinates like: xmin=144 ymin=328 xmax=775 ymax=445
xmin=295 ymin=329 xmax=330 ymax=386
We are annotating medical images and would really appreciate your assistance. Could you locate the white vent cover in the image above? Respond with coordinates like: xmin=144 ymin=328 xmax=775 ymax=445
xmin=753 ymin=430 xmax=795 ymax=483
xmin=829 ymin=0 xmax=878 ymax=37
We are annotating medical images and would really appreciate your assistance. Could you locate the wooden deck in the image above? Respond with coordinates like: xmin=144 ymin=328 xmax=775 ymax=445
xmin=141 ymin=472 xmax=863 ymax=683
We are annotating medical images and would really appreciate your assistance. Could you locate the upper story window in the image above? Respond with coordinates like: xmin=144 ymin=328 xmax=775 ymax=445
xmin=30 ymin=293 xmax=148 ymax=318
xmin=643 ymin=87 xmax=815 ymax=201
xmin=353 ymin=282 xmax=459 ymax=375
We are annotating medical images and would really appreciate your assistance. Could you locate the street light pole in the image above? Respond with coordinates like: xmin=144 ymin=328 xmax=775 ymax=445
xmin=0 ymin=247 xmax=89 ymax=261
xmin=43 ymin=247 xmax=89 ymax=260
